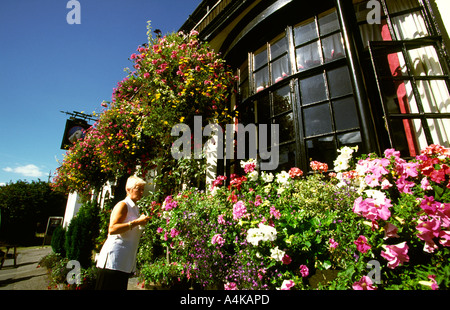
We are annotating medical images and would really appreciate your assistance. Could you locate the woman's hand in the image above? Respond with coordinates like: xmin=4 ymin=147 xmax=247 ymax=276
xmin=133 ymin=214 xmax=151 ymax=226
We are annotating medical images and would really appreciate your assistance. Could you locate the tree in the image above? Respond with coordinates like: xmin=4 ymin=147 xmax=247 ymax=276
xmin=0 ymin=180 xmax=67 ymax=245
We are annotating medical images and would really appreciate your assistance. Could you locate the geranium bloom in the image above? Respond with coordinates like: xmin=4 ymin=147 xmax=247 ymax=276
xmin=380 ymin=242 xmax=409 ymax=269
xmin=289 ymin=167 xmax=303 ymax=178
xmin=299 ymin=265 xmax=309 ymax=277
xmin=310 ymin=161 xmax=328 ymax=173
xmin=211 ymin=234 xmax=225 ymax=247
xmin=170 ymin=228 xmax=180 ymax=238
xmin=354 ymin=235 xmax=371 ymax=253
xmin=352 ymin=276 xmax=377 ymax=290
xmin=258 ymin=223 xmax=277 ymax=241
xmin=232 ymin=200 xmax=247 ymax=220
xmin=279 ymin=280 xmax=295 ymax=290
xmin=229 ymin=175 xmax=247 ymax=190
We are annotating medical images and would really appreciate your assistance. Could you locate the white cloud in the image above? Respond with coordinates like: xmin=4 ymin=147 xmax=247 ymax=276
xmin=3 ymin=164 xmax=45 ymax=178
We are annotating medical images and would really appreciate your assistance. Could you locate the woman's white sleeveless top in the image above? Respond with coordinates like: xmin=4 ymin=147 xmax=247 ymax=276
xmin=96 ymin=196 xmax=143 ymax=273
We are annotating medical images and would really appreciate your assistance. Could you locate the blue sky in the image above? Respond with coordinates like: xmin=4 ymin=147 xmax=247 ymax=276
xmin=0 ymin=0 xmax=202 ymax=185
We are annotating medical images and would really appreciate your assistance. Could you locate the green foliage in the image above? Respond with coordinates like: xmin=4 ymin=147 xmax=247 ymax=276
xmin=139 ymin=258 xmax=184 ymax=287
xmin=64 ymin=201 xmax=100 ymax=268
xmin=51 ymin=225 xmax=66 ymax=256
xmin=0 ymin=180 xmax=66 ymax=245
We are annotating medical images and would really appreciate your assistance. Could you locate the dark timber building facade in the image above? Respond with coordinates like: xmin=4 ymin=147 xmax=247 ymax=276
xmin=180 ymin=0 xmax=450 ymax=176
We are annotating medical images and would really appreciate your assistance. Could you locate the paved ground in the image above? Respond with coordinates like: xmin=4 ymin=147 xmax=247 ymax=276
xmin=0 ymin=246 xmax=142 ymax=290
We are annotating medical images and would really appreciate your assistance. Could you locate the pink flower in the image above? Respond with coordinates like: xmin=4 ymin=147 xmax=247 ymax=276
xmin=329 ymin=238 xmax=339 ymax=249
xmin=244 ymin=162 xmax=256 ymax=173
xmin=299 ymin=265 xmax=309 ymax=277
xmin=232 ymin=201 xmax=247 ymax=220
xmin=380 ymin=242 xmax=409 ymax=269
xmin=437 ymin=203 xmax=450 ymax=228
xmin=143 ymin=72 xmax=150 ymax=79
xmin=428 ymin=275 xmax=439 ymax=290
xmin=170 ymin=228 xmax=180 ymax=238
xmin=365 ymin=173 xmax=380 ymax=187
xmin=439 ymin=230 xmax=450 ymax=247
xmin=420 ymin=177 xmax=432 ymax=190
xmin=419 ymin=195 xmax=439 ymax=215
xmin=416 ymin=218 xmax=441 ymax=242
xmin=224 ymin=282 xmax=237 ymax=290
xmin=401 ymin=162 xmax=419 ymax=178
xmin=218 ymin=214 xmax=226 ymax=225
xmin=395 ymin=176 xmax=415 ymax=194
xmin=354 ymin=235 xmax=371 ymax=254
xmin=383 ymin=222 xmax=400 ymax=239
xmin=381 ymin=179 xmax=393 ymax=189
xmin=352 ymin=276 xmax=377 ymax=290
xmin=280 ymin=280 xmax=295 ymax=290
xmin=353 ymin=196 xmax=392 ymax=222
xmin=384 ymin=148 xmax=400 ymax=158
xmin=211 ymin=234 xmax=225 ymax=247
xmin=270 ymin=206 xmax=281 ymax=219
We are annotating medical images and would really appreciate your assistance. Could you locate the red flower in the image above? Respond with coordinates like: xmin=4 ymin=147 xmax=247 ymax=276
xmin=289 ymin=167 xmax=303 ymax=178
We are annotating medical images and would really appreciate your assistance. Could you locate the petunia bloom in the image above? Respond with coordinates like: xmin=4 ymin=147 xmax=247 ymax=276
xmin=352 ymin=276 xmax=377 ymax=290
xmin=380 ymin=242 xmax=409 ymax=269
xmin=279 ymin=280 xmax=295 ymax=290
xmin=354 ymin=235 xmax=371 ymax=254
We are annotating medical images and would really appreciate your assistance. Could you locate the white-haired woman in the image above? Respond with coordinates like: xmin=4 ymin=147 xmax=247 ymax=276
xmin=95 ymin=176 xmax=151 ymax=290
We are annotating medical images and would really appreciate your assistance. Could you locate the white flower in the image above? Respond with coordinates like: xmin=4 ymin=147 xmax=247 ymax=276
xmin=364 ymin=189 xmax=386 ymax=205
xmin=276 ymin=171 xmax=290 ymax=186
xmin=333 ymin=146 xmax=357 ymax=172
xmin=240 ymin=158 xmax=257 ymax=168
xmin=246 ymin=228 xmax=265 ymax=246
xmin=258 ymin=223 xmax=277 ymax=242
xmin=248 ymin=170 xmax=258 ymax=181
xmin=333 ymin=158 xmax=349 ymax=172
xmin=270 ymin=246 xmax=285 ymax=261
xmin=246 ymin=223 xmax=277 ymax=246
xmin=261 ymin=171 xmax=274 ymax=183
